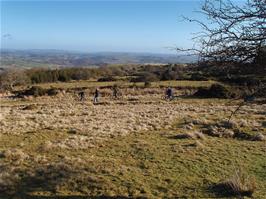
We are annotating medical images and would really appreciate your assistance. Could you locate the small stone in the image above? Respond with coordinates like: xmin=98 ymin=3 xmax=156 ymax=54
xmin=67 ymin=128 xmax=77 ymax=134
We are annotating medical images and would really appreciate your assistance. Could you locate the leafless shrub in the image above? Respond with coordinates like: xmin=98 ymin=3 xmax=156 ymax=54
xmin=0 ymin=69 xmax=29 ymax=91
xmin=179 ymin=0 xmax=266 ymax=64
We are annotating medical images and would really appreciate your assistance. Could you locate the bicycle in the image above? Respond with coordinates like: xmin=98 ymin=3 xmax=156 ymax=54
xmin=161 ymin=95 xmax=177 ymax=101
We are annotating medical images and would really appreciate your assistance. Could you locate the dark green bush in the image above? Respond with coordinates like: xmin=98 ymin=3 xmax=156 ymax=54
xmin=25 ymin=86 xmax=47 ymax=97
xmin=17 ymin=86 xmax=59 ymax=97
xmin=190 ymin=73 xmax=208 ymax=81
xmin=194 ymin=84 xmax=235 ymax=99
xmin=144 ymin=81 xmax=152 ymax=87
xmin=130 ymin=72 xmax=159 ymax=82
xmin=219 ymin=76 xmax=263 ymax=86
xmin=46 ymin=88 xmax=60 ymax=96
xmin=160 ymin=69 xmax=178 ymax=81
xmin=97 ymin=76 xmax=116 ymax=82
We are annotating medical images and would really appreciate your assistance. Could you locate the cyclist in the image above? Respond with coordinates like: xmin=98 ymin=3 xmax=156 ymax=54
xmin=93 ymin=88 xmax=100 ymax=103
xmin=165 ymin=87 xmax=173 ymax=100
xmin=78 ymin=91 xmax=85 ymax=101
xmin=112 ymin=85 xmax=120 ymax=99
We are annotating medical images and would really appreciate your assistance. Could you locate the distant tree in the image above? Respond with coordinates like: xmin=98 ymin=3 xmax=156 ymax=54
xmin=131 ymin=72 xmax=159 ymax=82
xmin=58 ymin=70 xmax=70 ymax=82
xmin=160 ymin=65 xmax=180 ymax=80
xmin=178 ymin=0 xmax=266 ymax=64
xmin=0 ymin=69 xmax=29 ymax=91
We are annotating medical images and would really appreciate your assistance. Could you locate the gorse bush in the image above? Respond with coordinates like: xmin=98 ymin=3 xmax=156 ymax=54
xmin=130 ymin=72 xmax=159 ymax=82
xmin=97 ymin=76 xmax=116 ymax=82
xmin=144 ymin=81 xmax=152 ymax=87
xmin=16 ymin=86 xmax=60 ymax=97
xmin=189 ymin=72 xmax=208 ymax=81
xmin=28 ymin=68 xmax=92 ymax=84
xmin=194 ymin=84 xmax=235 ymax=99
xmin=24 ymin=86 xmax=47 ymax=96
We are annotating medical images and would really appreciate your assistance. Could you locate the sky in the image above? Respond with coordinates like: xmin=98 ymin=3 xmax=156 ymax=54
xmin=0 ymin=0 xmax=243 ymax=54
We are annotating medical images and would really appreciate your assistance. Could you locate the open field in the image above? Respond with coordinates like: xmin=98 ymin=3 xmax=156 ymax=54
xmin=0 ymin=81 xmax=265 ymax=199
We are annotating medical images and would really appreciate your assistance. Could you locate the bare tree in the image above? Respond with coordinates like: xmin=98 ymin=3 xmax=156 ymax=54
xmin=178 ymin=0 xmax=266 ymax=64
xmin=0 ymin=69 xmax=29 ymax=91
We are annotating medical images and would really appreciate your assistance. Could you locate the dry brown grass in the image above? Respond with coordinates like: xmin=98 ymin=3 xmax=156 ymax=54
xmin=214 ymin=169 xmax=257 ymax=197
xmin=174 ymin=131 xmax=205 ymax=140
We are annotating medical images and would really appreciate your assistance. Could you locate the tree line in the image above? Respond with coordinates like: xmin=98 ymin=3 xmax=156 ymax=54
xmin=0 ymin=64 xmax=192 ymax=91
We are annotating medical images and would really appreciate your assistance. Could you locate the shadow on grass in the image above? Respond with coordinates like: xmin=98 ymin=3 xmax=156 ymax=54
xmin=0 ymin=162 xmax=150 ymax=199
xmin=208 ymin=183 xmax=253 ymax=198
xmin=19 ymin=196 xmax=137 ymax=199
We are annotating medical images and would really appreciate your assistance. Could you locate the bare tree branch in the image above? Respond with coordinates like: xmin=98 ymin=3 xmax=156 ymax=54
xmin=178 ymin=0 xmax=266 ymax=64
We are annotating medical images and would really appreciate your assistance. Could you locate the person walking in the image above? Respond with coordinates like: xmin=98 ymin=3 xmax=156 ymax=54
xmin=112 ymin=85 xmax=121 ymax=99
xmin=93 ymin=88 xmax=100 ymax=103
xmin=78 ymin=91 xmax=85 ymax=101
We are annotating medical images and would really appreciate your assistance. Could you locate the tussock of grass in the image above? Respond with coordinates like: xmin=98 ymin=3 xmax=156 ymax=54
xmin=212 ymin=169 xmax=257 ymax=197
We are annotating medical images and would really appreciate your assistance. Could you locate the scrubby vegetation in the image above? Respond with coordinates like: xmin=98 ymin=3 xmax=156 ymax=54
xmin=0 ymin=64 xmax=206 ymax=90
xmin=194 ymin=84 xmax=235 ymax=99
xmin=14 ymin=86 xmax=61 ymax=97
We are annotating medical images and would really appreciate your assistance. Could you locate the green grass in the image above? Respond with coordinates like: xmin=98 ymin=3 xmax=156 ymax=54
xmin=1 ymin=120 xmax=265 ymax=199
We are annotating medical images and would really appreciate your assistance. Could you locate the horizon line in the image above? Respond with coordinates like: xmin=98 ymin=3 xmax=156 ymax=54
xmin=0 ymin=48 xmax=187 ymax=55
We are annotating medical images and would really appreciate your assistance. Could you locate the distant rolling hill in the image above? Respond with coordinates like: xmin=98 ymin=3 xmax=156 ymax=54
xmin=0 ymin=49 xmax=197 ymax=69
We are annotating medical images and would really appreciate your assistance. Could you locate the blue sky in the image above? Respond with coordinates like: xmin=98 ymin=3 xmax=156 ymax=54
xmin=0 ymin=0 xmax=242 ymax=54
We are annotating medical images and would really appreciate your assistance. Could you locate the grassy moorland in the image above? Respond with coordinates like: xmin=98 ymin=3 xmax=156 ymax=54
xmin=0 ymin=81 xmax=265 ymax=199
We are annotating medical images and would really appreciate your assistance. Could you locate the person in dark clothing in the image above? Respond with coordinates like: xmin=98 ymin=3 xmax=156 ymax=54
xmin=165 ymin=87 xmax=173 ymax=100
xmin=93 ymin=88 xmax=100 ymax=103
xmin=78 ymin=91 xmax=85 ymax=101
xmin=112 ymin=85 xmax=120 ymax=99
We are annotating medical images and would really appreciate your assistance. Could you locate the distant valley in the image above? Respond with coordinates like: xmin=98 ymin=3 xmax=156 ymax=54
xmin=0 ymin=49 xmax=197 ymax=69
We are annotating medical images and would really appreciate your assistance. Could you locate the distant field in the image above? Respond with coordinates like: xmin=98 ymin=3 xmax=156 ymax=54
xmin=0 ymin=60 xmax=58 ymax=69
